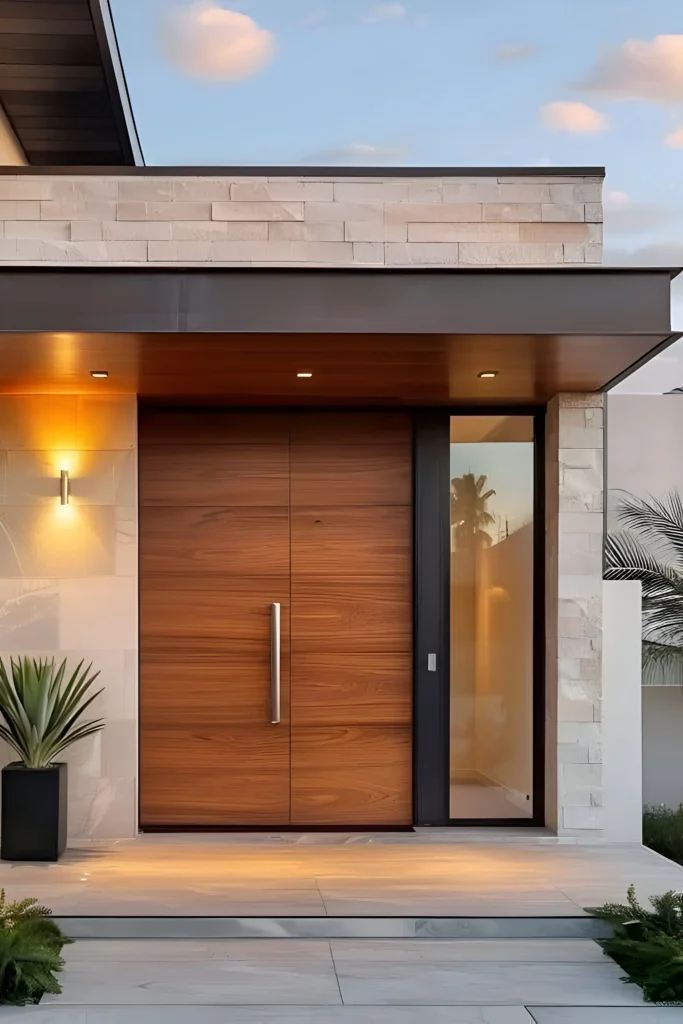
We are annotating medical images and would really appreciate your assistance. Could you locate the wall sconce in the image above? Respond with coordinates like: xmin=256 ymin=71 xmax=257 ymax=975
xmin=60 ymin=469 xmax=70 ymax=505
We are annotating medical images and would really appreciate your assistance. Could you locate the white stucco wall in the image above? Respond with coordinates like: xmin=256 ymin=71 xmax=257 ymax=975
xmin=643 ymin=687 xmax=683 ymax=809
xmin=607 ymin=393 xmax=683 ymax=811
xmin=603 ymin=580 xmax=642 ymax=841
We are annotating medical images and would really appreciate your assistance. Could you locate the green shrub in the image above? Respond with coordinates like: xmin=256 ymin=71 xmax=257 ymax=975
xmin=0 ymin=889 xmax=72 ymax=1005
xmin=588 ymin=884 xmax=683 ymax=1003
xmin=644 ymin=805 xmax=683 ymax=866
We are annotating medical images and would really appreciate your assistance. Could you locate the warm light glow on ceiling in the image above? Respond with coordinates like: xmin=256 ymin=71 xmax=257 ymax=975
xmin=477 ymin=371 xmax=499 ymax=379
xmin=90 ymin=370 xmax=109 ymax=379
xmin=296 ymin=372 xmax=313 ymax=378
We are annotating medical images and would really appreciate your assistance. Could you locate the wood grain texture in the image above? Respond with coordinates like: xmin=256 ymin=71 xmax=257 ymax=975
xmin=290 ymin=725 xmax=412 ymax=825
xmin=140 ymin=506 xmax=290 ymax=576
xmin=291 ymin=653 xmax=412 ymax=725
xmin=140 ymin=576 xmax=290 ymax=645
xmin=139 ymin=410 xmax=290 ymax=446
xmin=289 ymin=413 xmax=412 ymax=445
xmin=290 ymin=443 xmax=411 ymax=506
xmin=0 ymin=330 xmax=662 ymax=403
xmin=141 ymin=727 xmax=290 ymax=827
xmin=139 ymin=412 xmax=293 ymax=827
xmin=139 ymin=410 xmax=414 ymax=827
xmin=139 ymin=445 xmax=289 ymax=506
xmin=0 ymin=0 xmax=133 ymax=166
xmin=141 ymin=651 xmax=287 ymax=727
xmin=292 ymin=577 xmax=412 ymax=653
xmin=291 ymin=507 xmax=411 ymax=578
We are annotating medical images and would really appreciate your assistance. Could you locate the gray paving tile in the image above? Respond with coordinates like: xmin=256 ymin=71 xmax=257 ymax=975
xmin=528 ymin=1009 xmax=683 ymax=1023
xmin=336 ymin=962 xmax=646 ymax=1006
xmin=43 ymin=959 xmax=342 ymax=1006
xmin=1 ymin=1008 xmax=535 ymax=1023
xmin=63 ymin=938 xmax=334 ymax=962
xmin=330 ymin=939 xmax=605 ymax=963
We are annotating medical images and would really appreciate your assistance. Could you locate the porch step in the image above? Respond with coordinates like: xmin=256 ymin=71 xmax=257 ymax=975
xmin=54 ymin=915 xmax=612 ymax=941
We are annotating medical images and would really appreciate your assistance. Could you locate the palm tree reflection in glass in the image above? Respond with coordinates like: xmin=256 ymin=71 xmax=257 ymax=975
xmin=450 ymin=472 xmax=496 ymax=551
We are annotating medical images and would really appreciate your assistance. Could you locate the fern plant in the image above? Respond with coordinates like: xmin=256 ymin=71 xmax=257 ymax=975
xmin=0 ymin=656 xmax=103 ymax=768
xmin=0 ymin=889 xmax=72 ymax=1005
xmin=588 ymin=884 xmax=683 ymax=1003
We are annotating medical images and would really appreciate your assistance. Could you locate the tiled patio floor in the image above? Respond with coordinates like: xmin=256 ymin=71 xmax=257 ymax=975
xmin=1 ymin=829 xmax=682 ymax=918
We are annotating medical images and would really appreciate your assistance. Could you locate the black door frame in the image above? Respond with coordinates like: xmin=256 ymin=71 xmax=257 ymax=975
xmin=413 ymin=408 xmax=546 ymax=827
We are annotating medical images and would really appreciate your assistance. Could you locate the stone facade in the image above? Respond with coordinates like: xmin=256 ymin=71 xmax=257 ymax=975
xmin=0 ymin=396 xmax=138 ymax=838
xmin=0 ymin=172 xmax=603 ymax=265
xmin=546 ymin=394 xmax=604 ymax=837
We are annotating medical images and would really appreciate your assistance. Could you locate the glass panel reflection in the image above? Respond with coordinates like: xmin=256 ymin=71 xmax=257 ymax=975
xmin=449 ymin=416 xmax=535 ymax=820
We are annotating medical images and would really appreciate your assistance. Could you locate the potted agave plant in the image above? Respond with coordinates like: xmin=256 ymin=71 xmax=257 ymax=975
xmin=0 ymin=657 xmax=103 ymax=862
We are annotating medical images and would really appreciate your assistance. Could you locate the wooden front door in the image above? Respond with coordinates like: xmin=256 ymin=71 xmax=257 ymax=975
xmin=139 ymin=410 xmax=412 ymax=828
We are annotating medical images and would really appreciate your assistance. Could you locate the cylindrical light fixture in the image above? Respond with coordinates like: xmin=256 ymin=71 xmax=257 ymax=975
xmin=60 ymin=469 xmax=70 ymax=505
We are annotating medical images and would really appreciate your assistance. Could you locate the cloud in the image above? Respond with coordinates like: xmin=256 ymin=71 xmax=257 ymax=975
xmin=301 ymin=143 xmax=410 ymax=164
xmin=533 ymin=156 xmax=554 ymax=167
xmin=581 ymin=34 xmax=683 ymax=103
xmin=666 ymin=126 xmax=683 ymax=148
xmin=160 ymin=2 xmax=275 ymax=81
xmin=604 ymin=188 xmax=629 ymax=206
xmin=603 ymin=189 xmax=683 ymax=234
xmin=495 ymin=43 xmax=538 ymax=63
xmin=539 ymin=101 xmax=608 ymax=133
xmin=363 ymin=3 xmax=406 ymax=23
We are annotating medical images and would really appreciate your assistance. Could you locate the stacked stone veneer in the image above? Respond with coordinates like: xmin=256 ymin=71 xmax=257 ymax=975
xmin=0 ymin=173 xmax=602 ymax=265
xmin=546 ymin=395 xmax=604 ymax=837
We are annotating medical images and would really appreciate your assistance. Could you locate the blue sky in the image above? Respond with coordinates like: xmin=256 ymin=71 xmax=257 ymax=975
xmin=110 ymin=0 xmax=683 ymax=326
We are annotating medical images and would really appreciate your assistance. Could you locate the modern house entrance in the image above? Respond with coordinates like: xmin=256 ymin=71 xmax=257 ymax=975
xmin=138 ymin=409 xmax=413 ymax=828
xmin=0 ymin=165 xmax=679 ymax=843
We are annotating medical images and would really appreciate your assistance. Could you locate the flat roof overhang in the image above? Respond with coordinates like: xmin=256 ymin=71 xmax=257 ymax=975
xmin=0 ymin=266 xmax=678 ymax=404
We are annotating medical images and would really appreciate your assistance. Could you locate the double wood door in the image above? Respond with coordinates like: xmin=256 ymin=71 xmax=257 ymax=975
xmin=139 ymin=410 xmax=412 ymax=827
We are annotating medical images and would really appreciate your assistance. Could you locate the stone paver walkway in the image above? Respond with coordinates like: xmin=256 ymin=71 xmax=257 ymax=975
xmin=4 ymin=937 xmax=674 ymax=1022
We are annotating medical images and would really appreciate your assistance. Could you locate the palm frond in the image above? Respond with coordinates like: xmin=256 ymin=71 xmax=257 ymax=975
xmin=642 ymin=641 xmax=683 ymax=686
xmin=616 ymin=491 xmax=683 ymax=561
xmin=605 ymin=532 xmax=683 ymax=595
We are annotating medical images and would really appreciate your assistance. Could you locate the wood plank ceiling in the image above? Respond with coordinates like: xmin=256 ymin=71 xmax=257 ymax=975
xmin=0 ymin=0 xmax=135 ymax=165
xmin=0 ymin=331 xmax=669 ymax=402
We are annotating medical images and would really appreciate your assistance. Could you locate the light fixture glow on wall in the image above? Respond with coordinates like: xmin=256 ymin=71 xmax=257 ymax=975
xmin=297 ymin=372 xmax=313 ymax=378
xmin=90 ymin=370 xmax=108 ymax=379
xmin=60 ymin=469 xmax=70 ymax=505
xmin=477 ymin=370 xmax=498 ymax=379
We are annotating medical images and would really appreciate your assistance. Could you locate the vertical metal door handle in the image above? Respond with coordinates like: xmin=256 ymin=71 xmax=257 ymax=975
xmin=270 ymin=602 xmax=281 ymax=724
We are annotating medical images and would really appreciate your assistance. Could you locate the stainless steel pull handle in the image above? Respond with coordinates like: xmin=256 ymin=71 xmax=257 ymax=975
xmin=270 ymin=602 xmax=281 ymax=725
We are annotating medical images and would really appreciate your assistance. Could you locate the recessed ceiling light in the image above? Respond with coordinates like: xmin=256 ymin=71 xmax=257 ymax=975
xmin=90 ymin=370 xmax=108 ymax=379
xmin=297 ymin=372 xmax=313 ymax=378
xmin=477 ymin=370 xmax=498 ymax=379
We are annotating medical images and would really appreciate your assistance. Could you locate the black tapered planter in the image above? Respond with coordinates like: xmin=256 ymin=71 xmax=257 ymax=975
xmin=1 ymin=762 xmax=67 ymax=861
